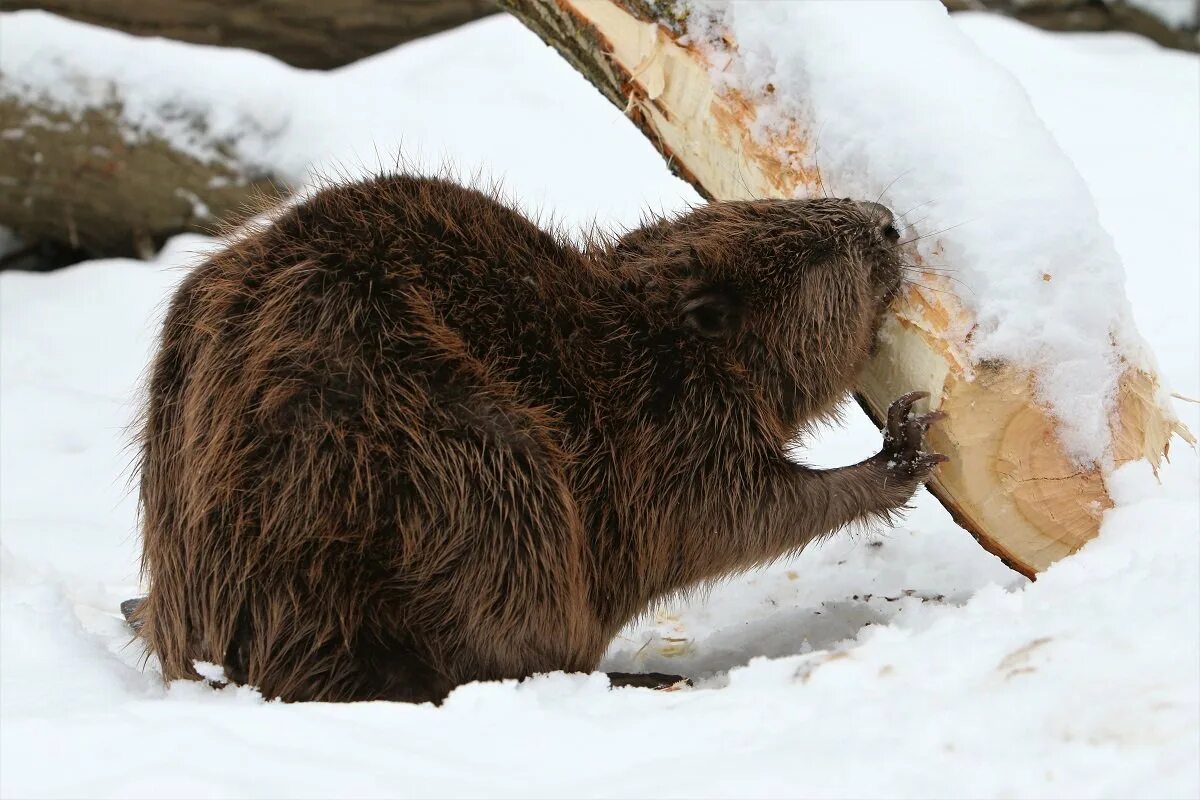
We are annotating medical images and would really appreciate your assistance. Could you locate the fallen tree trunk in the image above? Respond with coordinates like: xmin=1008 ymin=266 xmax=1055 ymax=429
xmin=0 ymin=93 xmax=278 ymax=261
xmin=1 ymin=0 xmax=500 ymax=70
xmin=0 ymin=1 xmax=496 ymax=261
xmin=501 ymin=0 xmax=1194 ymax=578
xmin=943 ymin=0 xmax=1199 ymax=53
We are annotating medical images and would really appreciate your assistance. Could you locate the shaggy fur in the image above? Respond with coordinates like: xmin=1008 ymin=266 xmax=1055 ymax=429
xmin=132 ymin=174 xmax=945 ymax=703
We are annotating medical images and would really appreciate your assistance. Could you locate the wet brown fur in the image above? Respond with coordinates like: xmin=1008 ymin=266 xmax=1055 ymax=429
xmin=133 ymin=173 xmax=941 ymax=703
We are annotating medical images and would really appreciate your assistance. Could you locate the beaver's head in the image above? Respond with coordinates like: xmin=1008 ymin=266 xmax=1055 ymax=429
xmin=614 ymin=198 xmax=905 ymax=429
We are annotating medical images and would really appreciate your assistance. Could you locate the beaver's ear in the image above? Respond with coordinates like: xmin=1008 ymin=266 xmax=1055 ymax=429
xmin=680 ymin=286 xmax=743 ymax=339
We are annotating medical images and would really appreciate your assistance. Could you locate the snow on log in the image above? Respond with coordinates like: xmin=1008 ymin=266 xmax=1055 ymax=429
xmin=0 ymin=11 xmax=285 ymax=259
xmin=501 ymin=0 xmax=1194 ymax=578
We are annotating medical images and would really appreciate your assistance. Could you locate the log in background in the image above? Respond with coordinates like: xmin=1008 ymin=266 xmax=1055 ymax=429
xmin=0 ymin=95 xmax=278 ymax=267
xmin=0 ymin=0 xmax=501 ymax=70
xmin=0 ymin=0 xmax=500 ymax=267
xmin=4 ymin=0 xmax=1193 ymax=66
xmin=944 ymin=0 xmax=1199 ymax=52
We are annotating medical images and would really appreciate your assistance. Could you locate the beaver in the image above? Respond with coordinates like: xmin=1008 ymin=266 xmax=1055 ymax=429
xmin=128 ymin=173 xmax=946 ymax=703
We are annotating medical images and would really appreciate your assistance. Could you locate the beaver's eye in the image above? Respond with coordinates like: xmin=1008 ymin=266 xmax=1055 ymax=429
xmin=690 ymin=305 xmax=730 ymax=337
xmin=883 ymin=223 xmax=900 ymax=243
xmin=680 ymin=288 xmax=743 ymax=340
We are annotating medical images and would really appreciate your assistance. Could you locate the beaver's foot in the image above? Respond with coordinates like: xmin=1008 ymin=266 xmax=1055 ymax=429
xmin=876 ymin=390 xmax=948 ymax=481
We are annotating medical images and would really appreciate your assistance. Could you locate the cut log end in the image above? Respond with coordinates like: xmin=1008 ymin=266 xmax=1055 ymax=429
xmin=858 ymin=281 xmax=1194 ymax=578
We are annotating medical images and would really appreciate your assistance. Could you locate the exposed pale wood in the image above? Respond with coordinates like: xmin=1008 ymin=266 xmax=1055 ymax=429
xmin=501 ymin=0 xmax=1194 ymax=578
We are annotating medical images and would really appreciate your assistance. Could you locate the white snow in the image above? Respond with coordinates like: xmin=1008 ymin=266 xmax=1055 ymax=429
xmin=684 ymin=0 xmax=1174 ymax=464
xmin=192 ymin=661 xmax=229 ymax=685
xmin=956 ymin=12 xmax=1200 ymax=405
xmin=1 ymin=10 xmax=1198 ymax=800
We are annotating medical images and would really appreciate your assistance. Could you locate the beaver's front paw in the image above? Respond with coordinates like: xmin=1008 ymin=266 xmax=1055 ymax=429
xmin=876 ymin=391 xmax=948 ymax=481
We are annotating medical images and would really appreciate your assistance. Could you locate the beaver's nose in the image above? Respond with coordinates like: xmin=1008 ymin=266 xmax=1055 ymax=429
xmin=859 ymin=201 xmax=900 ymax=243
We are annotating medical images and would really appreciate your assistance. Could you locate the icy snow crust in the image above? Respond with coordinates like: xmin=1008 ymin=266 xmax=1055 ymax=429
xmin=685 ymin=0 xmax=1149 ymax=463
xmin=2 ymin=10 xmax=1198 ymax=799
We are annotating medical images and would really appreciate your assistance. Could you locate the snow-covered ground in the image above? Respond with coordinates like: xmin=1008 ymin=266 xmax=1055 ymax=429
xmin=1 ymin=9 xmax=1197 ymax=799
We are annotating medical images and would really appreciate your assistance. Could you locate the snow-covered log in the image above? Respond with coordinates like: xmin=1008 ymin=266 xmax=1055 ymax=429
xmin=0 ymin=12 xmax=291 ymax=260
xmin=4 ymin=0 xmax=499 ymax=70
xmin=501 ymin=0 xmax=1195 ymax=578
xmin=0 ymin=91 xmax=275 ymax=259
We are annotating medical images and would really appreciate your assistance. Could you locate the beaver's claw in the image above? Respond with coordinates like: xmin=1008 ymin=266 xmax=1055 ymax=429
xmin=880 ymin=391 xmax=948 ymax=478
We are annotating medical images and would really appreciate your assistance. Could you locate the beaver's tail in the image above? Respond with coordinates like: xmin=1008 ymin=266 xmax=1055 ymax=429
xmin=120 ymin=597 xmax=146 ymax=632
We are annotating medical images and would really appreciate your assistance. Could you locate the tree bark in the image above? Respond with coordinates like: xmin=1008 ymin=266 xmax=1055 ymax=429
xmin=0 ymin=0 xmax=500 ymax=70
xmin=943 ymin=0 xmax=1199 ymax=53
xmin=500 ymin=0 xmax=1194 ymax=578
xmin=0 ymin=93 xmax=278 ymax=261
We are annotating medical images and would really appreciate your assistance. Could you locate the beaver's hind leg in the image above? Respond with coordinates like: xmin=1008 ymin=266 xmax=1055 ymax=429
xmin=399 ymin=392 xmax=608 ymax=691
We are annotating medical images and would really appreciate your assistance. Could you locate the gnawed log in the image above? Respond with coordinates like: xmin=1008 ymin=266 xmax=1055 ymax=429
xmin=1 ymin=0 xmax=500 ymax=70
xmin=501 ymin=0 xmax=1194 ymax=578
xmin=0 ymin=92 xmax=278 ymax=261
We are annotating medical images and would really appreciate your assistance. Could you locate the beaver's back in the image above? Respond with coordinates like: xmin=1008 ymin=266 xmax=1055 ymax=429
xmin=135 ymin=176 xmax=597 ymax=700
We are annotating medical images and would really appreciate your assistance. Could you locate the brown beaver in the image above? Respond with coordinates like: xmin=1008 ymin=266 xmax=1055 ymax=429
xmin=129 ymin=173 xmax=945 ymax=703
